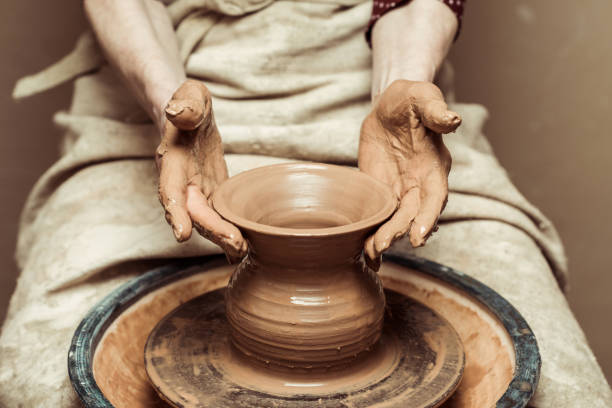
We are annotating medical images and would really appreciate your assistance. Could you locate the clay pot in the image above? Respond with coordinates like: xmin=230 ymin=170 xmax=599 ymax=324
xmin=211 ymin=163 xmax=397 ymax=369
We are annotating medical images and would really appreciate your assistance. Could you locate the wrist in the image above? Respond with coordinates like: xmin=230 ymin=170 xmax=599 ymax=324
xmin=370 ymin=0 xmax=456 ymax=101
xmin=371 ymin=64 xmax=435 ymax=99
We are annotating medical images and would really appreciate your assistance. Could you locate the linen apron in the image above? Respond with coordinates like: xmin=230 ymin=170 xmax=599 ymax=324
xmin=1 ymin=0 xmax=610 ymax=406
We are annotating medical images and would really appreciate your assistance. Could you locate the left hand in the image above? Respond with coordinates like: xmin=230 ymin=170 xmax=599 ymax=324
xmin=156 ymin=80 xmax=247 ymax=263
xmin=359 ymin=79 xmax=461 ymax=270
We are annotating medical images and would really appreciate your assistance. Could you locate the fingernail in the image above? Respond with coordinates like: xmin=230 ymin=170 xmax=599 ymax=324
xmin=410 ymin=236 xmax=424 ymax=247
xmin=410 ymin=227 xmax=426 ymax=247
xmin=228 ymin=239 xmax=244 ymax=257
xmin=447 ymin=112 xmax=461 ymax=126
xmin=374 ymin=237 xmax=389 ymax=255
xmin=165 ymin=103 xmax=184 ymax=117
xmin=173 ymin=224 xmax=183 ymax=240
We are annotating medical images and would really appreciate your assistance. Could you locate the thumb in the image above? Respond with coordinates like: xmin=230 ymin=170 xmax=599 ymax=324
xmin=418 ymin=98 xmax=462 ymax=134
xmin=165 ymin=99 xmax=205 ymax=131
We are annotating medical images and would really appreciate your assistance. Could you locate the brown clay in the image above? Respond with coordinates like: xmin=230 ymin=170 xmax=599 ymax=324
xmin=93 ymin=261 xmax=513 ymax=408
xmin=156 ymin=79 xmax=247 ymax=260
xmin=144 ymin=288 xmax=464 ymax=407
xmin=359 ymin=79 xmax=461 ymax=269
xmin=211 ymin=163 xmax=397 ymax=369
xmin=92 ymin=263 xmax=231 ymax=408
xmin=382 ymin=263 xmax=515 ymax=407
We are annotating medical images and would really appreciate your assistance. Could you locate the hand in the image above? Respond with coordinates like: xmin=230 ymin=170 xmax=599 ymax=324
xmin=156 ymin=80 xmax=247 ymax=262
xmin=359 ymin=80 xmax=461 ymax=270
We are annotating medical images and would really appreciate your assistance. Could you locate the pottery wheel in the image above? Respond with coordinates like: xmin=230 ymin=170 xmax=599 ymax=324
xmin=144 ymin=289 xmax=464 ymax=408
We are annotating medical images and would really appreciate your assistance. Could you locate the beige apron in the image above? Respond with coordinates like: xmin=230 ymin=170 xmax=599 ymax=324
xmin=1 ymin=0 xmax=610 ymax=406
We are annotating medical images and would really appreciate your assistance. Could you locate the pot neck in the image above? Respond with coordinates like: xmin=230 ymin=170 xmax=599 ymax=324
xmin=243 ymin=228 xmax=372 ymax=269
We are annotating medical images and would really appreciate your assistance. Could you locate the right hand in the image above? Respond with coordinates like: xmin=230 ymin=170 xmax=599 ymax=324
xmin=155 ymin=79 xmax=247 ymax=262
xmin=359 ymin=80 xmax=460 ymax=270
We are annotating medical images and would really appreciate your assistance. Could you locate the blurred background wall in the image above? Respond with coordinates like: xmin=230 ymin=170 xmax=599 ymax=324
xmin=1 ymin=0 xmax=610 ymax=383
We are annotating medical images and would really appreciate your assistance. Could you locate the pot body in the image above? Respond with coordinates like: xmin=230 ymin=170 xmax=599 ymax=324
xmin=214 ymin=162 xmax=397 ymax=370
xmin=225 ymin=231 xmax=385 ymax=370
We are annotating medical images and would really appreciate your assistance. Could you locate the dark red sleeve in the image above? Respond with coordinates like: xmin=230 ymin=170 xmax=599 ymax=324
xmin=366 ymin=0 xmax=465 ymax=46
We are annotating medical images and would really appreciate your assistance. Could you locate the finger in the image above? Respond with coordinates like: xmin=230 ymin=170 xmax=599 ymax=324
xmin=186 ymin=185 xmax=248 ymax=261
xmin=364 ymin=188 xmax=420 ymax=265
xmin=419 ymin=99 xmax=462 ymax=134
xmin=409 ymin=172 xmax=448 ymax=247
xmin=364 ymin=236 xmax=382 ymax=272
xmin=165 ymin=98 xmax=204 ymax=131
xmin=158 ymin=149 xmax=193 ymax=242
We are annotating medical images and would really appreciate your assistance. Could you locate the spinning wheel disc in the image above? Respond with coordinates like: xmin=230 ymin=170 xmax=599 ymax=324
xmin=145 ymin=289 xmax=464 ymax=408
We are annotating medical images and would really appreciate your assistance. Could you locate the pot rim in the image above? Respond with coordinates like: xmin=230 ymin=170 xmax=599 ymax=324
xmin=212 ymin=162 xmax=398 ymax=237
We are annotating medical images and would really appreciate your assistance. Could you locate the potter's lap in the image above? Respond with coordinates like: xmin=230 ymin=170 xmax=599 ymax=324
xmin=17 ymin=155 xmax=294 ymax=289
xmin=0 ymin=261 xmax=159 ymax=408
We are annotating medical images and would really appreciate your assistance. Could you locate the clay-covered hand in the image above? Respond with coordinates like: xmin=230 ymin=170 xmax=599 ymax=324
xmin=156 ymin=79 xmax=247 ymax=262
xmin=359 ymin=80 xmax=461 ymax=270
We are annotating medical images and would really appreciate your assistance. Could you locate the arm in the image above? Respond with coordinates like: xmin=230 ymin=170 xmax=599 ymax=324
xmin=360 ymin=0 xmax=461 ymax=268
xmin=84 ymin=0 xmax=247 ymax=260
xmin=83 ymin=0 xmax=185 ymax=129
xmin=371 ymin=0 xmax=457 ymax=97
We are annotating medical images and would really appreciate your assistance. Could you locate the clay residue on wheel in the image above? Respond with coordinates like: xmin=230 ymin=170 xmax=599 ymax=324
xmin=93 ymin=260 xmax=513 ymax=408
xmin=92 ymin=266 xmax=232 ymax=408
xmin=144 ymin=289 xmax=464 ymax=408
xmin=381 ymin=265 xmax=515 ymax=408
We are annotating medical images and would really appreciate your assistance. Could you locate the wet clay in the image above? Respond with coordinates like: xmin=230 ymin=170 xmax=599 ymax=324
xmin=359 ymin=80 xmax=461 ymax=268
xmin=144 ymin=289 xmax=463 ymax=407
xmin=212 ymin=163 xmax=397 ymax=369
xmin=156 ymin=79 xmax=247 ymax=260
xmin=92 ymin=261 xmax=513 ymax=408
xmin=92 ymin=262 xmax=231 ymax=408
xmin=381 ymin=263 xmax=515 ymax=407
